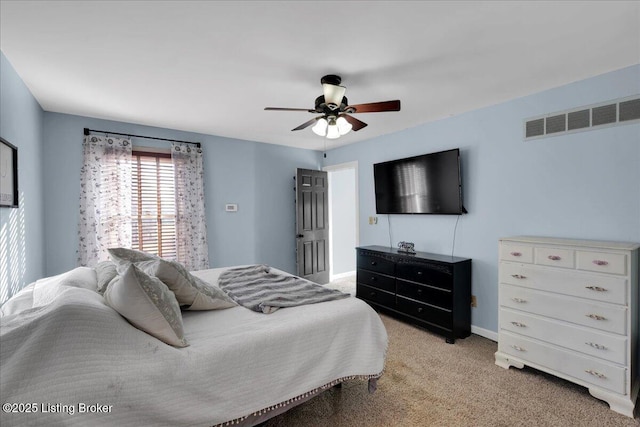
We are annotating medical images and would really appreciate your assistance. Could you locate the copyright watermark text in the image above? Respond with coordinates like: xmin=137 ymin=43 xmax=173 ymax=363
xmin=2 ymin=402 xmax=113 ymax=415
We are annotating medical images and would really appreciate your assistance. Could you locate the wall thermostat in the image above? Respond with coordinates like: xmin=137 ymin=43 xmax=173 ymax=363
xmin=225 ymin=204 xmax=238 ymax=212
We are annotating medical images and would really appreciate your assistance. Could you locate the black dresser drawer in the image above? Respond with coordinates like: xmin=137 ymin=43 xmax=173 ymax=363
xmin=396 ymin=262 xmax=453 ymax=290
xmin=357 ymin=252 xmax=395 ymax=276
xmin=396 ymin=296 xmax=452 ymax=329
xmin=357 ymin=284 xmax=396 ymax=307
xmin=357 ymin=269 xmax=395 ymax=293
xmin=396 ymin=279 xmax=452 ymax=310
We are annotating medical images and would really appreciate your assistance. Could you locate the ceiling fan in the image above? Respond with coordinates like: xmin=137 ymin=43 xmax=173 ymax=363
xmin=264 ymin=75 xmax=401 ymax=139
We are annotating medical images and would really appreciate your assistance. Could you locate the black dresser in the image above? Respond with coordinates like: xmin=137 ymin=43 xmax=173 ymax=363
xmin=356 ymin=245 xmax=472 ymax=343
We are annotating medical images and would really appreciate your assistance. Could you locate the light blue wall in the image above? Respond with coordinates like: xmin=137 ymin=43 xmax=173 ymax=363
xmin=253 ymin=142 xmax=322 ymax=272
xmin=42 ymin=113 xmax=320 ymax=277
xmin=0 ymin=52 xmax=45 ymax=304
xmin=323 ymin=64 xmax=640 ymax=333
xmin=330 ymin=168 xmax=357 ymax=275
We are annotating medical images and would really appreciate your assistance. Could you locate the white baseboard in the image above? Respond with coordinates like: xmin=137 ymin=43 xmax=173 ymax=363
xmin=330 ymin=270 xmax=356 ymax=281
xmin=471 ymin=325 xmax=498 ymax=342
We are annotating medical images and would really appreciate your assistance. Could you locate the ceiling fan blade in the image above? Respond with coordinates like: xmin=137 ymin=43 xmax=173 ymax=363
xmin=347 ymin=100 xmax=401 ymax=113
xmin=341 ymin=114 xmax=368 ymax=131
xmin=265 ymin=107 xmax=316 ymax=112
xmin=291 ymin=117 xmax=321 ymax=131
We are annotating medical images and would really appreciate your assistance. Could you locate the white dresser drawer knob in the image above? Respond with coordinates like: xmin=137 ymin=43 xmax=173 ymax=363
xmin=511 ymin=345 xmax=525 ymax=352
xmin=586 ymin=314 xmax=606 ymax=321
xmin=585 ymin=342 xmax=607 ymax=350
xmin=585 ymin=369 xmax=606 ymax=379
xmin=511 ymin=298 xmax=527 ymax=303
xmin=585 ymin=286 xmax=608 ymax=292
xmin=511 ymin=322 xmax=526 ymax=328
xmin=511 ymin=274 xmax=527 ymax=279
xmin=592 ymin=260 xmax=609 ymax=266
xmin=547 ymin=255 xmax=562 ymax=261
xmin=510 ymin=251 xmax=522 ymax=257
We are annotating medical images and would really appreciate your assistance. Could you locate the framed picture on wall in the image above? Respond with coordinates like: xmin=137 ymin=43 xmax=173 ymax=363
xmin=0 ymin=137 xmax=18 ymax=208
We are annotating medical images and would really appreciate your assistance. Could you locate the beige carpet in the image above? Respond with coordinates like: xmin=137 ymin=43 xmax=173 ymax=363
xmin=265 ymin=306 xmax=639 ymax=426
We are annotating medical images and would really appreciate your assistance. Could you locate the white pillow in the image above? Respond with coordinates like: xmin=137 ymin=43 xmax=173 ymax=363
xmin=104 ymin=264 xmax=189 ymax=347
xmin=95 ymin=261 xmax=118 ymax=295
xmin=108 ymin=248 xmax=236 ymax=310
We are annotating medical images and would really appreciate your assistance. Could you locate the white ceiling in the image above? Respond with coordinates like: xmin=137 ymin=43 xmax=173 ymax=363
xmin=1 ymin=1 xmax=638 ymax=151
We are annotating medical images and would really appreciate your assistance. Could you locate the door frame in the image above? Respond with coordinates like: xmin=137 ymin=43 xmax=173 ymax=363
xmin=323 ymin=161 xmax=359 ymax=281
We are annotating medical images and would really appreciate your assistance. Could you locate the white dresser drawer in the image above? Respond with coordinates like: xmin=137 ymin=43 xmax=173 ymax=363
xmin=500 ymin=308 xmax=627 ymax=365
xmin=535 ymin=247 xmax=575 ymax=268
xmin=577 ymin=250 xmax=627 ymax=275
xmin=500 ymin=243 xmax=533 ymax=263
xmin=499 ymin=262 xmax=628 ymax=305
xmin=500 ymin=331 xmax=626 ymax=394
xmin=500 ymin=284 xmax=627 ymax=335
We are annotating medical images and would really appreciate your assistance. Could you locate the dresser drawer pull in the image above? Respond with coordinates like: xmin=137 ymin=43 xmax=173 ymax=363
xmin=585 ymin=286 xmax=607 ymax=292
xmin=510 ymin=322 xmax=526 ymax=328
xmin=511 ymin=274 xmax=527 ymax=279
xmin=510 ymin=251 xmax=522 ymax=257
xmin=370 ymin=276 xmax=377 ymax=281
xmin=416 ymin=288 xmax=423 ymax=296
xmin=417 ymin=307 xmax=424 ymax=314
xmin=592 ymin=260 xmax=609 ymax=266
xmin=511 ymin=298 xmax=527 ymax=303
xmin=369 ymin=291 xmax=376 ymax=298
xmin=586 ymin=314 xmax=606 ymax=321
xmin=370 ymin=261 xmax=377 ymax=266
xmin=585 ymin=369 xmax=606 ymax=379
xmin=417 ymin=271 xmax=423 ymax=276
xmin=511 ymin=345 xmax=525 ymax=352
xmin=547 ymin=255 xmax=562 ymax=261
xmin=585 ymin=342 xmax=607 ymax=350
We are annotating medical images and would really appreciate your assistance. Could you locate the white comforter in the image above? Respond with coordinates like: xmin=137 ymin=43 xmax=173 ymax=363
xmin=0 ymin=267 xmax=387 ymax=426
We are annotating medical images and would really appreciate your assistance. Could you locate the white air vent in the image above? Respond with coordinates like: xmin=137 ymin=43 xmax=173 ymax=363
xmin=545 ymin=114 xmax=566 ymax=134
xmin=524 ymin=95 xmax=640 ymax=140
xmin=592 ymin=104 xmax=617 ymax=126
xmin=525 ymin=118 xmax=544 ymax=138
xmin=567 ymin=109 xmax=590 ymax=130
xmin=619 ymin=98 xmax=640 ymax=122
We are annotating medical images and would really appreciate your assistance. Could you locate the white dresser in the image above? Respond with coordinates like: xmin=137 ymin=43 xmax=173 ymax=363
xmin=495 ymin=236 xmax=639 ymax=417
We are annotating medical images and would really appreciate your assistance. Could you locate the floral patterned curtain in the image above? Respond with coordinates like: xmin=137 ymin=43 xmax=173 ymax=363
xmin=77 ymin=135 xmax=132 ymax=266
xmin=172 ymin=142 xmax=209 ymax=270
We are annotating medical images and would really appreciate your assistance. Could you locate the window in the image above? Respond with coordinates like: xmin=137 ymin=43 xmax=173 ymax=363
xmin=131 ymin=150 xmax=177 ymax=259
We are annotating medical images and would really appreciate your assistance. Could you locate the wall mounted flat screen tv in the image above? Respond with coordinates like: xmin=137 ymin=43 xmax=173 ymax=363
xmin=374 ymin=148 xmax=464 ymax=215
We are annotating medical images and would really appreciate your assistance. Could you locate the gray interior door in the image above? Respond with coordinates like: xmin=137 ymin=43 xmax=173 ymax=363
xmin=295 ymin=168 xmax=330 ymax=284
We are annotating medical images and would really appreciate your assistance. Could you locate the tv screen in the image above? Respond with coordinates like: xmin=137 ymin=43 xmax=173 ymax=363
xmin=374 ymin=148 xmax=463 ymax=215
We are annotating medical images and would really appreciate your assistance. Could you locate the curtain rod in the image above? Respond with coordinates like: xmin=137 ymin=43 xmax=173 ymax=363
xmin=83 ymin=128 xmax=201 ymax=148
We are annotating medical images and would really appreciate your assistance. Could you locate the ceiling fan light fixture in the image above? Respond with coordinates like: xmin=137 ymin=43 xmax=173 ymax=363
xmin=311 ymin=117 xmax=328 ymax=136
xmin=326 ymin=117 xmax=340 ymax=139
xmin=322 ymin=83 xmax=346 ymax=110
xmin=336 ymin=116 xmax=352 ymax=135
xmin=326 ymin=126 xmax=340 ymax=139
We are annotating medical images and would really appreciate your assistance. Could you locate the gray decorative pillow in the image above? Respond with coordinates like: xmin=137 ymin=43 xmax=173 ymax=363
xmin=108 ymin=248 xmax=236 ymax=310
xmin=103 ymin=264 xmax=188 ymax=347
xmin=108 ymin=247 xmax=156 ymax=265
xmin=95 ymin=261 xmax=118 ymax=295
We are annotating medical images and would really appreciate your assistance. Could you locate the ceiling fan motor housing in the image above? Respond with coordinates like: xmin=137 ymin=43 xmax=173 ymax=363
xmin=320 ymin=74 xmax=342 ymax=86
xmin=314 ymin=95 xmax=349 ymax=115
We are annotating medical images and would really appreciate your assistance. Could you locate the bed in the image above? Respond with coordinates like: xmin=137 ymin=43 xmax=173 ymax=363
xmin=0 ymin=261 xmax=388 ymax=426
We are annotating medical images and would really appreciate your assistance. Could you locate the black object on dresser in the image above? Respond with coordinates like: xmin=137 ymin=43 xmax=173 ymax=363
xmin=356 ymin=245 xmax=472 ymax=343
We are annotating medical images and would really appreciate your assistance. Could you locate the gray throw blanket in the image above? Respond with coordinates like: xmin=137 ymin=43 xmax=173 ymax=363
xmin=218 ymin=265 xmax=349 ymax=313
